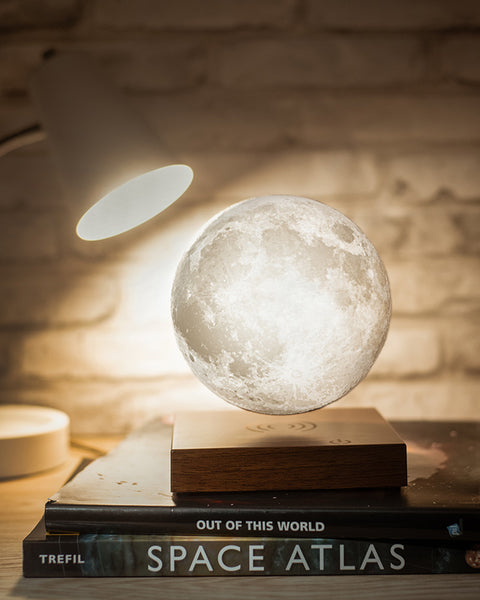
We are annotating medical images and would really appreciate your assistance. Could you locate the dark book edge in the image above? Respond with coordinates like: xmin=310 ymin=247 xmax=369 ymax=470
xmin=44 ymin=501 xmax=480 ymax=542
xmin=23 ymin=517 xmax=480 ymax=577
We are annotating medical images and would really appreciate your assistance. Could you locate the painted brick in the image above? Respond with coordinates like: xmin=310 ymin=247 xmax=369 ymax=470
xmin=91 ymin=0 xmax=296 ymax=31
xmin=371 ymin=322 xmax=442 ymax=377
xmin=17 ymin=327 xmax=188 ymax=379
xmin=0 ymin=377 xmax=227 ymax=434
xmin=185 ymin=149 xmax=378 ymax=199
xmin=397 ymin=206 xmax=465 ymax=257
xmin=0 ymin=149 xmax=61 ymax=210
xmin=387 ymin=257 xmax=480 ymax=315
xmin=0 ymin=40 xmax=206 ymax=95
xmin=0 ymin=212 xmax=58 ymax=261
xmin=443 ymin=321 xmax=480 ymax=373
xmin=0 ymin=44 xmax=45 ymax=95
xmin=138 ymin=90 xmax=298 ymax=152
xmin=0 ymin=0 xmax=479 ymax=428
xmin=384 ymin=150 xmax=480 ymax=201
xmin=453 ymin=207 xmax=480 ymax=254
xmin=0 ymin=335 xmax=10 ymax=376
xmin=341 ymin=377 xmax=480 ymax=421
xmin=0 ymin=99 xmax=37 ymax=140
xmin=306 ymin=0 xmax=480 ymax=31
xmin=0 ymin=0 xmax=81 ymax=30
xmin=216 ymin=36 xmax=425 ymax=88
xmin=148 ymin=89 xmax=479 ymax=153
xmin=296 ymin=92 xmax=480 ymax=145
xmin=0 ymin=265 xmax=118 ymax=326
xmin=86 ymin=40 xmax=206 ymax=92
xmin=108 ymin=254 xmax=182 ymax=329
xmin=442 ymin=35 xmax=480 ymax=85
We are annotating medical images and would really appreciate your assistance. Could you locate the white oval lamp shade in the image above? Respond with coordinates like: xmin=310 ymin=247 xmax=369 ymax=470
xmin=76 ymin=164 xmax=194 ymax=240
xmin=0 ymin=405 xmax=69 ymax=479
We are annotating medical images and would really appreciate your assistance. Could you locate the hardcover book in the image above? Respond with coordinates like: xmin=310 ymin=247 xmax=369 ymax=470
xmin=23 ymin=518 xmax=480 ymax=577
xmin=44 ymin=415 xmax=480 ymax=542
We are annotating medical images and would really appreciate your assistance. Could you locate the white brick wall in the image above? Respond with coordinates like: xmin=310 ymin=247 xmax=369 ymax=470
xmin=89 ymin=0 xmax=297 ymax=31
xmin=0 ymin=0 xmax=80 ymax=30
xmin=442 ymin=35 xmax=480 ymax=84
xmin=0 ymin=265 xmax=118 ymax=326
xmin=214 ymin=36 xmax=426 ymax=87
xmin=0 ymin=0 xmax=479 ymax=432
xmin=305 ymin=0 xmax=480 ymax=31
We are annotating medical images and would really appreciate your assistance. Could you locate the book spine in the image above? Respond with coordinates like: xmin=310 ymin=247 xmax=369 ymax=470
xmin=44 ymin=503 xmax=479 ymax=542
xmin=23 ymin=535 xmax=480 ymax=577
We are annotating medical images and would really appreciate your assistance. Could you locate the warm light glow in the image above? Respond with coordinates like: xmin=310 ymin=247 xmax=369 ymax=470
xmin=76 ymin=164 xmax=194 ymax=241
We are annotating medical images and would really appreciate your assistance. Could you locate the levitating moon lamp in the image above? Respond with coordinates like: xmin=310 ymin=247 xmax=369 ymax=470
xmin=171 ymin=195 xmax=391 ymax=415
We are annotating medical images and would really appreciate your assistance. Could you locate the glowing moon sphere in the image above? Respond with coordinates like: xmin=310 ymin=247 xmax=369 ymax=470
xmin=171 ymin=195 xmax=391 ymax=415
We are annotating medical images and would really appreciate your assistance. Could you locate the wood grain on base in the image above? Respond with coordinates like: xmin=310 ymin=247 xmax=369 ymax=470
xmin=171 ymin=408 xmax=407 ymax=493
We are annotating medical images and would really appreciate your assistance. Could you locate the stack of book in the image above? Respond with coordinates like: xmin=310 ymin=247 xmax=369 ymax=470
xmin=23 ymin=417 xmax=480 ymax=577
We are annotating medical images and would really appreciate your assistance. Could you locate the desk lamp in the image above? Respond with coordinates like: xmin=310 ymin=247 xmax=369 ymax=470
xmin=0 ymin=50 xmax=192 ymax=478
xmin=30 ymin=51 xmax=193 ymax=241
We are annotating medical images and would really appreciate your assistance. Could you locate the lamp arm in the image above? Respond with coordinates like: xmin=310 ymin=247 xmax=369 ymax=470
xmin=0 ymin=124 xmax=46 ymax=158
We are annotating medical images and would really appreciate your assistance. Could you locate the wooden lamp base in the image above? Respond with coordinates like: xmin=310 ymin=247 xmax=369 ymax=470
xmin=171 ymin=407 xmax=407 ymax=493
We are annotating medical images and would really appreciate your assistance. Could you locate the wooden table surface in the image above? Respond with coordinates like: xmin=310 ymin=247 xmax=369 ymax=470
xmin=1 ymin=435 xmax=478 ymax=600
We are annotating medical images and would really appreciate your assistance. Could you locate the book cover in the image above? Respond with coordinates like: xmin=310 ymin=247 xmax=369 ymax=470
xmin=23 ymin=518 xmax=480 ymax=577
xmin=45 ymin=417 xmax=480 ymax=542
